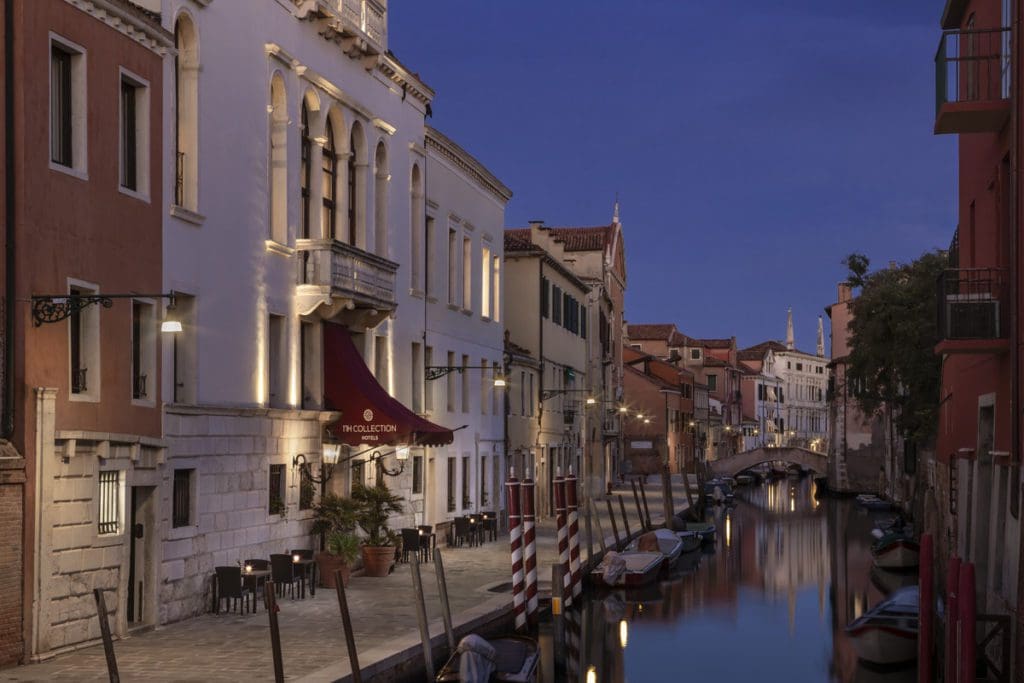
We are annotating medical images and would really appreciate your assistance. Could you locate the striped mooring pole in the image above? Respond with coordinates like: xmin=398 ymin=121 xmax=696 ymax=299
xmin=522 ymin=468 xmax=539 ymax=625
xmin=566 ymin=467 xmax=582 ymax=601
xmin=506 ymin=468 xmax=526 ymax=632
xmin=554 ymin=468 xmax=572 ymax=608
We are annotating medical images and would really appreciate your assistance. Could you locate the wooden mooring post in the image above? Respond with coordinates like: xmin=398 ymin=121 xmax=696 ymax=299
xmin=639 ymin=479 xmax=653 ymax=528
xmin=264 ymin=581 xmax=285 ymax=683
xmin=605 ymin=498 xmax=620 ymax=549
xmin=410 ymin=552 xmax=436 ymax=679
xmin=333 ymin=571 xmax=362 ymax=683
xmin=618 ymin=495 xmax=632 ymax=541
xmin=93 ymin=588 xmax=119 ymax=683
xmin=590 ymin=498 xmax=607 ymax=555
xmin=630 ymin=480 xmax=646 ymax=531
xmin=433 ymin=548 xmax=456 ymax=652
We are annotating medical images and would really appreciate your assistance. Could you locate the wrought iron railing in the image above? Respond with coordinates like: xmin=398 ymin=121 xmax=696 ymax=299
xmin=133 ymin=373 xmax=147 ymax=400
xmin=937 ymin=267 xmax=1008 ymax=340
xmin=935 ymin=27 xmax=1011 ymax=115
xmin=72 ymin=367 xmax=88 ymax=394
xmin=296 ymin=239 xmax=398 ymax=308
xmin=330 ymin=0 xmax=387 ymax=48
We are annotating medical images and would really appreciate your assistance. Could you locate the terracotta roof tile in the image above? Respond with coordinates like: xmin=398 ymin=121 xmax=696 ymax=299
xmin=697 ymin=338 xmax=734 ymax=349
xmin=504 ymin=229 xmax=534 ymax=252
xmin=545 ymin=225 xmax=613 ymax=252
xmin=626 ymin=324 xmax=676 ymax=341
xmin=737 ymin=340 xmax=788 ymax=361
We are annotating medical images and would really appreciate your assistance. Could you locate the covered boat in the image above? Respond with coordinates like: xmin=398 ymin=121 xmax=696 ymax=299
xmin=682 ymin=521 xmax=717 ymax=544
xmin=436 ymin=634 xmax=539 ymax=682
xmin=627 ymin=529 xmax=684 ymax=568
xmin=676 ymin=530 xmax=702 ymax=553
xmin=844 ymin=586 xmax=919 ymax=666
xmin=871 ymin=532 xmax=920 ymax=570
xmin=856 ymin=494 xmax=895 ymax=511
xmin=590 ymin=551 xmax=663 ymax=588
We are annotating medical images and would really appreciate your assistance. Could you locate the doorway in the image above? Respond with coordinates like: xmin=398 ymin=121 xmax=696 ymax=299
xmin=127 ymin=486 xmax=155 ymax=628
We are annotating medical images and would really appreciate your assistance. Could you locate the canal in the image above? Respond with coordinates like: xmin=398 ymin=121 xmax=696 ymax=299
xmin=540 ymin=477 xmax=918 ymax=682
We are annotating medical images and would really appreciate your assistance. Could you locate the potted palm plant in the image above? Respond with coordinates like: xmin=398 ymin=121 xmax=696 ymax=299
xmin=352 ymin=482 xmax=404 ymax=577
xmin=311 ymin=492 xmax=360 ymax=588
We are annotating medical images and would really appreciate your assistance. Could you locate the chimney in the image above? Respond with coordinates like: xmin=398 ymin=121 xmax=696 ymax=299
xmin=816 ymin=316 xmax=825 ymax=358
xmin=785 ymin=309 xmax=794 ymax=351
xmin=837 ymin=282 xmax=852 ymax=303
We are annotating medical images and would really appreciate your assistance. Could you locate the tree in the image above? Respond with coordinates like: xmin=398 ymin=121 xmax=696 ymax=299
xmin=844 ymin=250 xmax=947 ymax=444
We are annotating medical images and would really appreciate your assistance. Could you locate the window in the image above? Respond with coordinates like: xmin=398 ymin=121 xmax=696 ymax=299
xmin=492 ymin=256 xmax=501 ymax=322
xmin=552 ymin=285 xmax=562 ymax=324
xmin=300 ymin=321 xmax=318 ymax=409
xmin=446 ymin=351 xmax=456 ymax=412
xmin=540 ymin=277 xmax=549 ymax=318
xmin=461 ymin=354 xmax=470 ymax=413
xmin=321 ymin=119 xmax=337 ymax=239
xmin=269 ymin=75 xmax=287 ymax=241
xmin=480 ymin=456 xmax=488 ymax=506
xmin=172 ymin=469 xmax=194 ymax=528
xmin=174 ymin=16 xmax=199 ymax=209
xmin=580 ymin=306 xmax=587 ymax=339
xmin=299 ymin=466 xmax=314 ymax=511
xmin=425 ymin=217 xmax=435 ymax=296
xmin=131 ymin=301 xmax=155 ymax=401
xmin=410 ymin=165 xmax=423 ymax=290
xmin=519 ymin=371 xmax=525 ymax=415
xmin=269 ymin=464 xmax=285 ymax=515
xmin=690 ymin=349 xmax=701 ymax=360
xmin=448 ymin=229 xmax=458 ymax=305
xmin=462 ymin=237 xmax=472 ymax=310
xmin=707 ymin=374 xmax=717 ymax=392
xmin=119 ymin=72 xmax=149 ymax=195
xmin=529 ymin=373 xmax=535 ymax=416
xmin=374 ymin=142 xmax=388 ymax=255
xmin=447 ymin=457 xmax=456 ymax=512
xmin=50 ymin=37 xmax=85 ymax=172
xmin=462 ymin=455 xmax=471 ymax=509
xmin=268 ymin=314 xmax=286 ymax=407
xmin=98 ymin=470 xmax=120 ymax=535
xmin=411 ymin=343 xmax=423 ymax=413
xmin=481 ymin=246 xmax=491 ymax=318
xmin=425 ymin=346 xmax=435 ymax=412
xmin=300 ymin=104 xmax=311 ymax=239
xmin=481 ymin=357 xmax=489 ymax=415
xmin=796 ymin=362 xmax=803 ymax=372
xmin=492 ymin=361 xmax=501 ymax=415
xmin=351 ymin=460 xmax=365 ymax=491
xmin=69 ymin=284 xmax=100 ymax=400
xmin=70 ymin=287 xmax=85 ymax=394
xmin=347 ymin=123 xmax=365 ymax=246
xmin=374 ymin=336 xmax=388 ymax=385
xmin=412 ymin=454 xmax=423 ymax=494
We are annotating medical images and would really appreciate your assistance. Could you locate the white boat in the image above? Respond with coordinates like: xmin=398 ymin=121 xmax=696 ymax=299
xmin=627 ymin=528 xmax=683 ymax=568
xmin=590 ymin=551 xmax=663 ymax=588
xmin=871 ymin=533 xmax=920 ymax=570
xmin=845 ymin=586 xmax=919 ymax=666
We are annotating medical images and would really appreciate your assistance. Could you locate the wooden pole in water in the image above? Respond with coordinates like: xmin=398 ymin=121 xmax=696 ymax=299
xmin=638 ymin=479 xmax=652 ymax=528
xmin=661 ymin=465 xmax=674 ymax=528
xmin=917 ymin=534 xmax=933 ymax=683
xmin=264 ymin=582 xmax=285 ymax=683
xmin=630 ymin=480 xmax=646 ymax=531
xmin=605 ymin=498 xmax=620 ymax=549
xmin=333 ymin=571 xmax=362 ymax=683
xmin=93 ymin=588 xmax=120 ymax=683
xmin=410 ymin=552 xmax=436 ymax=679
xmin=591 ymin=498 xmax=607 ymax=555
xmin=945 ymin=556 xmax=961 ymax=683
xmin=958 ymin=562 xmax=976 ymax=683
xmin=551 ymin=563 xmax=565 ymax=678
xmin=432 ymin=548 xmax=456 ymax=653
xmin=618 ymin=495 xmax=632 ymax=541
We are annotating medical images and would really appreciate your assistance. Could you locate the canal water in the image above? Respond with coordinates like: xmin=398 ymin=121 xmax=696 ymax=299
xmin=540 ymin=477 xmax=918 ymax=682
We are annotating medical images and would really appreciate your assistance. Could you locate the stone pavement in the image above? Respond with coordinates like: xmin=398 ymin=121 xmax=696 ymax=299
xmin=0 ymin=476 xmax=689 ymax=682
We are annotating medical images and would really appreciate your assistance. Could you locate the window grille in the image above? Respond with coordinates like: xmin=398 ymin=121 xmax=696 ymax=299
xmin=172 ymin=469 xmax=192 ymax=528
xmin=98 ymin=471 xmax=120 ymax=534
xmin=269 ymin=464 xmax=285 ymax=514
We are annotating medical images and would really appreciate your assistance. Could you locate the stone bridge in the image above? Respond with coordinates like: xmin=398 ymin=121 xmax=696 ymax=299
xmin=709 ymin=446 xmax=827 ymax=478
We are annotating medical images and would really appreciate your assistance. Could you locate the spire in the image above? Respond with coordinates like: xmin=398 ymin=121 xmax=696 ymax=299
xmin=612 ymin=193 xmax=620 ymax=225
xmin=785 ymin=308 xmax=794 ymax=351
xmin=816 ymin=315 xmax=825 ymax=357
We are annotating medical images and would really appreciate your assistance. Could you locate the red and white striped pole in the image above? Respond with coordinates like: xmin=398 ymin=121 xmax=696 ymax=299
xmin=522 ymin=468 xmax=539 ymax=625
xmin=566 ymin=467 xmax=582 ymax=601
xmin=554 ymin=468 xmax=572 ymax=607
xmin=506 ymin=468 xmax=526 ymax=632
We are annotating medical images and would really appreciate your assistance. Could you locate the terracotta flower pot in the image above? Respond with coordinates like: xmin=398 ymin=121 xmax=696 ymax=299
xmin=360 ymin=545 xmax=395 ymax=577
xmin=316 ymin=552 xmax=351 ymax=589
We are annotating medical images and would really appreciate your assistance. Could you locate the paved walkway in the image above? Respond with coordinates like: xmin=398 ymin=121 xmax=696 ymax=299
xmin=1 ymin=477 xmax=690 ymax=682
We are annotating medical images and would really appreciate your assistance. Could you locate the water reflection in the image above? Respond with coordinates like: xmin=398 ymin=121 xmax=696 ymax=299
xmin=544 ymin=478 xmax=917 ymax=682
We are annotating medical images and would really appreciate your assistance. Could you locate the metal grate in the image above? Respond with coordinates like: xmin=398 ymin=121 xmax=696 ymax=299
xmin=172 ymin=469 xmax=191 ymax=528
xmin=98 ymin=471 xmax=120 ymax=534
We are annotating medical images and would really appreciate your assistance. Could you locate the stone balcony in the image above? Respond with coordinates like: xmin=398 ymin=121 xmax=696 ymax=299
xmin=295 ymin=239 xmax=398 ymax=329
xmin=297 ymin=0 xmax=387 ymax=66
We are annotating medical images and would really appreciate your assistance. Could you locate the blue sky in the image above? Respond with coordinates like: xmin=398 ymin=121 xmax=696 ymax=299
xmin=390 ymin=0 xmax=954 ymax=351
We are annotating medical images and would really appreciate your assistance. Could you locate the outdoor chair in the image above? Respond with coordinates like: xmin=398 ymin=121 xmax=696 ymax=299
xmin=269 ymin=554 xmax=298 ymax=599
xmin=418 ymin=525 xmax=435 ymax=558
xmin=290 ymin=548 xmax=314 ymax=595
xmin=214 ymin=566 xmax=252 ymax=614
xmin=401 ymin=528 xmax=421 ymax=563
xmin=453 ymin=516 xmax=471 ymax=548
xmin=481 ymin=511 xmax=498 ymax=542
xmin=242 ymin=558 xmax=270 ymax=607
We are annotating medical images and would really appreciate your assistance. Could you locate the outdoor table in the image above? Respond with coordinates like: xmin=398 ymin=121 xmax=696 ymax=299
xmin=291 ymin=555 xmax=316 ymax=598
xmin=417 ymin=527 xmax=436 ymax=560
xmin=241 ymin=566 xmax=271 ymax=609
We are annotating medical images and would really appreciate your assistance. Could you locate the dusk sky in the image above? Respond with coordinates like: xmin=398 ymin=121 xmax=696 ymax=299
xmin=390 ymin=0 xmax=955 ymax=352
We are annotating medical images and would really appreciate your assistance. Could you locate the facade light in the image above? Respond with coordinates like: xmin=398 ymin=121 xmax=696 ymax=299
xmin=161 ymin=320 xmax=183 ymax=333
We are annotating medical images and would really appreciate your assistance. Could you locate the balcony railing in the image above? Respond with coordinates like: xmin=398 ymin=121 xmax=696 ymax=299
xmin=296 ymin=239 xmax=398 ymax=312
xmin=937 ymin=268 xmax=1008 ymax=341
xmin=602 ymin=413 xmax=620 ymax=436
xmin=935 ymin=27 xmax=1011 ymax=133
xmin=311 ymin=0 xmax=387 ymax=53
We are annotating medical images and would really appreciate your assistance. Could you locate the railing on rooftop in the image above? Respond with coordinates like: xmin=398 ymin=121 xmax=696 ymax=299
xmin=937 ymin=268 xmax=1008 ymax=341
xmin=935 ymin=27 xmax=1011 ymax=133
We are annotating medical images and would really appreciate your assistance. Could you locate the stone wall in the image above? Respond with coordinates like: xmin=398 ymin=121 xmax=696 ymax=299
xmin=0 ymin=457 xmax=25 ymax=666
xmin=160 ymin=406 xmax=322 ymax=625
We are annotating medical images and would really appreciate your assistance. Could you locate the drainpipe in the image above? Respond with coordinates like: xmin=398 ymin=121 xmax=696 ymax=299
xmin=3 ymin=0 xmax=14 ymax=439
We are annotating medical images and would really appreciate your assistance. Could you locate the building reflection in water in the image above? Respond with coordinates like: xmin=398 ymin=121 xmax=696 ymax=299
xmin=546 ymin=478 xmax=916 ymax=683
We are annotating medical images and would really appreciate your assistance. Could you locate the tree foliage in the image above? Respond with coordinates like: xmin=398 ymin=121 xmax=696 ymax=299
xmin=844 ymin=250 xmax=947 ymax=444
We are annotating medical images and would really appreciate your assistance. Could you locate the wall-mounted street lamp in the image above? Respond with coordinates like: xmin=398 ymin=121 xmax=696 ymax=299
xmin=31 ymin=291 xmax=180 ymax=327
xmin=540 ymin=388 xmax=594 ymax=402
xmin=426 ymin=364 xmax=506 ymax=387
xmin=292 ymin=440 xmax=343 ymax=485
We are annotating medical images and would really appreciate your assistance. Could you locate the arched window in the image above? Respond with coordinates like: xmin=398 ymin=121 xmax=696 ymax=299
xmin=347 ymin=129 xmax=358 ymax=245
xmin=410 ymin=163 xmax=423 ymax=290
xmin=174 ymin=14 xmax=199 ymax=211
xmin=300 ymin=103 xmax=311 ymax=239
xmin=373 ymin=141 xmax=388 ymax=256
xmin=321 ymin=119 xmax=337 ymax=239
xmin=346 ymin=121 xmax=366 ymax=248
xmin=268 ymin=74 xmax=287 ymax=244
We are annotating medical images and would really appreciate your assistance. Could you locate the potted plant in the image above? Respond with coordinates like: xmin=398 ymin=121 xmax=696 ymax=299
xmin=311 ymin=492 xmax=360 ymax=588
xmin=352 ymin=482 xmax=404 ymax=577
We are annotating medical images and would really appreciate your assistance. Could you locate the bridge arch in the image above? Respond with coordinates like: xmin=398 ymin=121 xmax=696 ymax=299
xmin=709 ymin=446 xmax=827 ymax=478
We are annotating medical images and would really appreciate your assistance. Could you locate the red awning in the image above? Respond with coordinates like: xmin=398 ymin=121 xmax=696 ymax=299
xmin=323 ymin=323 xmax=454 ymax=447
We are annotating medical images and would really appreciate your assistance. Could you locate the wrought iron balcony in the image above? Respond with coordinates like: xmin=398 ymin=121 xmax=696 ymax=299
xmin=936 ymin=268 xmax=1009 ymax=353
xmin=935 ymin=27 xmax=1011 ymax=134
xmin=295 ymin=239 xmax=398 ymax=328
xmin=301 ymin=0 xmax=387 ymax=61
xmin=602 ymin=413 xmax=620 ymax=436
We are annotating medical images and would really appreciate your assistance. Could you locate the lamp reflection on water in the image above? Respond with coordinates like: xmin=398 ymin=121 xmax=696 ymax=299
xmin=725 ymin=513 xmax=732 ymax=548
xmin=586 ymin=666 xmax=597 ymax=683
xmin=619 ymin=619 xmax=628 ymax=649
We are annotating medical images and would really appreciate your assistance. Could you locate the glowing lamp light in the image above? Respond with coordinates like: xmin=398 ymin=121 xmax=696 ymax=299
xmin=643 ymin=418 xmax=651 ymax=424
xmin=618 ymin=406 xmax=628 ymax=414
xmin=396 ymin=446 xmax=410 ymax=461
xmin=586 ymin=666 xmax=597 ymax=683
xmin=586 ymin=397 xmax=597 ymax=406
xmin=161 ymin=320 xmax=183 ymax=333
xmin=292 ymin=554 xmax=300 ymax=563
xmin=619 ymin=619 xmax=628 ymax=649
xmin=493 ymin=376 xmax=507 ymax=388
xmin=322 ymin=442 xmax=341 ymax=465
xmin=244 ymin=564 xmax=253 ymax=574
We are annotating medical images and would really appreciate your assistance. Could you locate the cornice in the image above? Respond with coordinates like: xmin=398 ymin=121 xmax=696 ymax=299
xmin=426 ymin=126 xmax=512 ymax=205
xmin=63 ymin=0 xmax=175 ymax=54
xmin=378 ymin=54 xmax=435 ymax=106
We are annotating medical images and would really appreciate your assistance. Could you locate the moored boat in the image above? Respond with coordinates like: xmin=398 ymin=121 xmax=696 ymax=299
xmin=590 ymin=551 xmax=663 ymax=588
xmin=683 ymin=521 xmax=717 ymax=544
xmin=871 ymin=533 xmax=920 ymax=570
xmin=436 ymin=634 xmax=540 ymax=682
xmin=857 ymin=494 xmax=895 ymax=511
xmin=736 ymin=474 xmax=754 ymax=486
xmin=627 ymin=529 xmax=684 ymax=569
xmin=844 ymin=586 xmax=919 ymax=666
xmin=676 ymin=530 xmax=702 ymax=553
